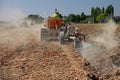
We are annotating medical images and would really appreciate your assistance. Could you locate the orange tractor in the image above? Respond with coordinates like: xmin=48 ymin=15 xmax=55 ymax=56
xmin=41 ymin=9 xmax=64 ymax=42
xmin=40 ymin=9 xmax=85 ymax=47
xmin=44 ymin=17 xmax=62 ymax=29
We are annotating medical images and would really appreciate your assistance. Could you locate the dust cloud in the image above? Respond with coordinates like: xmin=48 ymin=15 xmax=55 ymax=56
xmin=80 ymin=20 xmax=118 ymax=72
xmin=0 ymin=7 xmax=25 ymax=21
xmin=0 ymin=23 xmax=42 ymax=48
xmin=93 ymin=20 xmax=118 ymax=50
xmin=0 ymin=7 xmax=45 ymax=48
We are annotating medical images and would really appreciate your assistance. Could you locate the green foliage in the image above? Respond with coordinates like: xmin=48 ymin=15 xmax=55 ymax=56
xmin=63 ymin=4 xmax=114 ymax=24
xmin=80 ymin=20 xmax=88 ymax=23
xmin=80 ymin=12 xmax=86 ymax=21
xmin=27 ymin=14 xmax=44 ymax=24
xmin=102 ymin=7 xmax=105 ymax=13
xmin=63 ymin=16 xmax=68 ymax=22
xmin=106 ymin=4 xmax=114 ymax=16
xmin=58 ymin=13 xmax=63 ymax=19
xmin=75 ymin=15 xmax=80 ymax=23
xmin=94 ymin=7 xmax=102 ymax=17
xmin=91 ymin=7 xmax=95 ymax=16
xmin=94 ymin=7 xmax=102 ymax=23
xmin=90 ymin=7 xmax=103 ymax=23
xmin=96 ymin=13 xmax=106 ymax=22
xmin=64 ymin=14 xmax=80 ymax=23
xmin=90 ymin=5 xmax=114 ymax=23
xmin=68 ymin=14 xmax=76 ymax=22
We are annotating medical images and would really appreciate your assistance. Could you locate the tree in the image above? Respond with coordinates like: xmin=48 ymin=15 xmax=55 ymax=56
xmin=102 ymin=7 xmax=105 ymax=13
xmin=75 ymin=15 xmax=80 ymax=23
xmin=81 ymin=12 xmax=86 ymax=21
xmin=94 ymin=7 xmax=102 ymax=17
xmin=63 ymin=16 xmax=68 ymax=22
xmin=93 ymin=7 xmax=102 ymax=22
xmin=106 ymin=4 xmax=114 ymax=16
xmin=58 ymin=13 xmax=63 ymax=19
xmin=68 ymin=14 xmax=76 ymax=22
xmin=96 ymin=13 xmax=106 ymax=22
xmin=91 ymin=7 xmax=95 ymax=16
xmin=27 ymin=14 xmax=44 ymax=23
xmin=28 ymin=15 xmax=39 ymax=19
xmin=91 ymin=7 xmax=95 ymax=23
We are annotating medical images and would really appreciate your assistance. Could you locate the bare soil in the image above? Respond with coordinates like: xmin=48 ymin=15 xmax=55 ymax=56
xmin=0 ymin=24 xmax=120 ymax=80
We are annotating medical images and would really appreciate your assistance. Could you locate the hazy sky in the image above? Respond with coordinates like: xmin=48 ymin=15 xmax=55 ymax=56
xmin=0 ymin=0 xmax=120 ymax=19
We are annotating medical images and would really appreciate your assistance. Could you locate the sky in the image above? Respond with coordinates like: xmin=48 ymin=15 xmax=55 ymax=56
xmin=0 ymin=0 xmax=120 ymax=21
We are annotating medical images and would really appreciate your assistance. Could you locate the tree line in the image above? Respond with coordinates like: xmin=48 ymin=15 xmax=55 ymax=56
xmin=26 ymin=14 xmax=44 ymax=24
xmin=64 ymin=4 xmax=114 ymax=23
xmin=26 ymin=4 xmax=119 ymax=24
